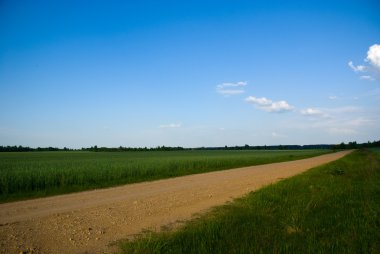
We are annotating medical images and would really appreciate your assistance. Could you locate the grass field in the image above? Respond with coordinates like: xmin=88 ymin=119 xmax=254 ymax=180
xmin=121 ymin=149 xmax=380 ymax=253
xmin=0 ymin=150 xmax=329 ymax=203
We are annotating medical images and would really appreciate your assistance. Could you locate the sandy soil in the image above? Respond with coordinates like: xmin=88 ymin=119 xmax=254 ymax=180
xmin=0 ymin=150 xmax=352 ymax=254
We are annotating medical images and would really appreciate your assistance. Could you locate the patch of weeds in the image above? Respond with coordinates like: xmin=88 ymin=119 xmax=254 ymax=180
xmin=329 ymin=167 xmax=345 ymax=176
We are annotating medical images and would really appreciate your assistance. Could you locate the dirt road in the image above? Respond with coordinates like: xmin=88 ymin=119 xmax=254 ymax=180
xmin=0 ymin=150 xmax=352 ymax=253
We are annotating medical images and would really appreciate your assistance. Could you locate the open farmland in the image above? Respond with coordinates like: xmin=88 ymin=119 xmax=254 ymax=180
xmin=121 ymin=149 xmax=380 ymax=254
xmin=0 ymin=151 xmax=349 ymax=254
xmin=0 ymin=150 xmax=330 ymax=202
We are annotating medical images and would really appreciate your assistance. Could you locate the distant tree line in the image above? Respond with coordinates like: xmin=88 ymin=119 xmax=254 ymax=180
xmin=0 ymin=146 xmax=70 ymax=152
xmin=80 ymin=145 xmax=186 ymax=152
xmin=0 ymin=145 xmax=186 ymax=152
xmin=332 ymin=140 xmax=380 ymax=150
xmin=0 ymin=140 xmax=379 ymax=152
xmin=195 ymin=144 xmax=334 ymax=150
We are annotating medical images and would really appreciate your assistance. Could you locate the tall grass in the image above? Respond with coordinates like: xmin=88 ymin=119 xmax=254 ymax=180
xmin=0 ymin=150 xmax=328 ymax=202
xmin=121 ymin=149 xmax=380 ymax=253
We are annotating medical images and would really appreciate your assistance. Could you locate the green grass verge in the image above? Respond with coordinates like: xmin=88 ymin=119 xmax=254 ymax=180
xmin=120 ymin=149 xmax=380 ymax=253
xmin=0 ymin=150 xmax=329 ymax=203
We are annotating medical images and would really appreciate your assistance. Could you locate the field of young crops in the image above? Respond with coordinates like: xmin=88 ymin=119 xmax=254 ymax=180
xmin=0 ymin=150 xmax=329 ymax=202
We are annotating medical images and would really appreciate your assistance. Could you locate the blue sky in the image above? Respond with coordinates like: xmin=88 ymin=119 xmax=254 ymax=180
xmin=1 ymin=0 xmax=379 ymax=148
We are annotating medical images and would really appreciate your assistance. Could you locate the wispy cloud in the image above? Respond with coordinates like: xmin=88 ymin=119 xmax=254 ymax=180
xmin=328 ymin=95 xmax=338 ymax=100
xmin=158 ymin=123 xmax=182 ymax=128
xmin=292 ymin=105 xmax=375 ymax=137
xmin=216 ymin=81 xmax=247 ymax=96
xmin=359 ymin=88 xmax=380 ymax=100
xmin=327 ymin=117 xmax=375 ymax=135
xmin=299 ymin=106 xmax=361 ymax=121
xmin=348 ymin=61 xmax=366 ymax=72
xmin=348 ymin=117 xmax=373 ymax=127
xmin=271 ymin=132 xmax=287 ymax=138
xmin=245 ymin=96 xmax=294 ymax=113
xmin=349 ymin=44 xmax=380 ymax=81
xmin=324 ymin=106 xmax=361 ymax=114
xmin=300 ymin=108 xmax=330 ymax=118
xmin=360 ymin=75 xmax=375 ymax=81
xmin=327 ymin=127 xmax=357 ymax=135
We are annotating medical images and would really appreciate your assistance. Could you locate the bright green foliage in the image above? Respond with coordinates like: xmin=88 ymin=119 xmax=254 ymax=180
xmin=0 ymin=150 xmax=328 ymax=202
xmin=121 ymin=149 xmax=380 ymax=254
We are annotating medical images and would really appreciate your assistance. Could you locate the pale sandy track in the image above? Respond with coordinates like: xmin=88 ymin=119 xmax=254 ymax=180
xmin=0 ymin=150 xmax=352 ymax=254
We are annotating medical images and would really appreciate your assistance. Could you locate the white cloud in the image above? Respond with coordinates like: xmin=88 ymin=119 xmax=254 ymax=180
xmin=366 ymin=44 xmax=380 ymax=69
xmin=283 ymin=103 xmax=380 ymax=142
xmin=217 ymin=89 xmax=245 ymax=95
xmin=300 ymin=108 xmax=322 ymax=116
xmin=246 ymin=96 xmax=272 ymax=106
xmin=217 ymin=81 xmax=247 ymax=96
xmin=300 ymin=108 xmax=331 ymax=118
xmin=328 ymin=95 xmax=338 ymax=100
xmin=294 ymin=106 xmax=374 ymax=137
xmin=325 ymin=106 xmax=361 ymax=114
xmin=327 ymin=128 xmax=356 ymax=135
xmin=245 ymin=96 xmax=294 ymax=113
xmin=217 ymin=81 xmax=247 ymax=88
xmin=271 ymin=132 xmax=287 ymax=138
xmin=159 ymin=123 xmax=182 ymax=128
xmin=360 ymin=75 xmax=375 ymax=81
xmin=348 ymin=61 xmax=366 ymax=72
xmin=347 ymin=117 xmax=372 ymax=127
xmin=349 ymin=44 xmax=380 ymax=81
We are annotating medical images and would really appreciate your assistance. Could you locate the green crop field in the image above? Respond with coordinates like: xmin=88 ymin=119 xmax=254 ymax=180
xmin=0 ymin=150 xmax=329 ymax=203
xmin=121 ymin=149 xmax=380 ymax=254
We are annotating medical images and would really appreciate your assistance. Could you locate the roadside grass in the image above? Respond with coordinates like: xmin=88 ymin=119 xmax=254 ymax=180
xmin=0 ymin=150 xmax=329 ymax=203
xmin=120 ymin=149 xmax=380 ymax=254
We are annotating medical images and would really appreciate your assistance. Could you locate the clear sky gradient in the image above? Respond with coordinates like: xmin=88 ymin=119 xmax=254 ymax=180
xmin=1 ymin=0 xmax=379 ymax=148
